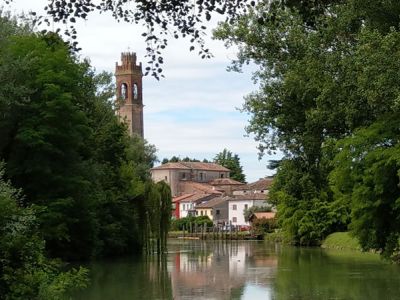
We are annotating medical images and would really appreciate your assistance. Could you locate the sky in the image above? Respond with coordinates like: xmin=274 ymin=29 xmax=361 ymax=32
xmin=6 ymin=1 xmax=281 ymax=182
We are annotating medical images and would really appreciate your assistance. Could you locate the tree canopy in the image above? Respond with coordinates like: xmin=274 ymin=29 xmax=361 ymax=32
xmin=215 ymin=0 xmax=400 ymax=258
xmin=0 ymin=13 xmax=173 ymax=298
xmin=214 ymin=148 xmax=246 ymax=183
xmin=161 ymin=156 xmax=209 ymax=164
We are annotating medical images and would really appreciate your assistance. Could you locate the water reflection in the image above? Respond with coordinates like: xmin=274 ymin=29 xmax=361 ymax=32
xmin=76 ymin=240 xmax=400 ymax=300
xmin=168 ymin=240 xmax=277 ymax=299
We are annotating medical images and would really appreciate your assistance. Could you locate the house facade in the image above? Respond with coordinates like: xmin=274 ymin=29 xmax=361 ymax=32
xmin=172 ymin=194 xmax=194 ymax=219
xmin=178 ymin=193 xmax=219 ymax=218
xmin=195 ymin=196 xmax=229 ymax=225
xmin=228 ymin=194 xmax=267 ymax=227
xmin=151 ymin=162 xmax=230 ymax=197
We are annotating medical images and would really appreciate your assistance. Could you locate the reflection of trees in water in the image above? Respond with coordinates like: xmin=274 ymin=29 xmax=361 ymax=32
xmin=273 ymin=247 xmax=400 ymax=300
xmin=75 ymin=256 xmax=173 ymax=300
xmin=75 ymin=242 xmax=400 ymax=300
xmin=169 ymin=240 xmax=278 ymax=300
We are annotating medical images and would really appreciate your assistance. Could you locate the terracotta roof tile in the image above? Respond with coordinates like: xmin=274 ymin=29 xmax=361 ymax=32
xmin=172 ymin=193 xmax=194 ymax=203
xmin=252 ymin=212 xmax=276 ymax=219
xmin=229 ymin=193 xmax=268 ymax=201
xmin=234 ymin=177 xmax=274 ymax=191
xmin=180 ymin=193 xmax=216 ymax=203
xmin=179 ymin=162 xmax=230 ymax=172
xmin=178 ymin=181 xmax=223 ymax=195
xmin=151 ymin=162 xmax=191 ymax=170
xmin=208 ymin=178 xmax=245 ymax=185
xmin=195 ymin=196 xmax=229 ymax=208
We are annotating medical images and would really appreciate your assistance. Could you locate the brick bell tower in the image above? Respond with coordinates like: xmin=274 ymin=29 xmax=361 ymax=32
xmin=115 ymin=52 xmax=144 ymax=138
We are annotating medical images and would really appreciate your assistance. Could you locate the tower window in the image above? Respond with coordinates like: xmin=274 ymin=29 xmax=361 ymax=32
xmin=121 ymin=83 xmax=128 ymax=99
xmin=133 ymin=83 xmax=138 ymax=99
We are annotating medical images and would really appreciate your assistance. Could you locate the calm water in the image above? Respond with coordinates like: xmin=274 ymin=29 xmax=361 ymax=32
xmin=76 ymin=239 xmax=400 ymax=300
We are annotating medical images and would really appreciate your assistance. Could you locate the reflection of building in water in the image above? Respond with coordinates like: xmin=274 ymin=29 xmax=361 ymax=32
xmin=169 ymin=241 xmax=277 ymax=299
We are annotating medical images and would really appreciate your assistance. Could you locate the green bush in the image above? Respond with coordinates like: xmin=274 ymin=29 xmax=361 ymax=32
xmin=0 ymin=164 xmax=89 ymax=299
xmin=170 ymin=216 xmax=213 ymax=231
xmin=252 ymin=218 xmax=277 ymax=235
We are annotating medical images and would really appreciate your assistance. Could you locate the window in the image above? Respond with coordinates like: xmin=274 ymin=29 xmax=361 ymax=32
xmin=232 ymin=204 xmax=237 ymax=210
xmin=201 ymin=211 xmax=203 ymax=216
xmin=232 ymin=217 xmax=237 ymax=223
xmin=164 ymin=176 xmax=167 ymax=181
xmin=199 ymin=173 xmax=203 ymax=181
xmin=220 ymin=174 xmax=224 ymax=178
xmin=244 ymin=204 xmax=248 ymax=210
xmin=120 ymin=83 xmax=128 ymax=99
xmin=133 ymin=83 xmax=138 ymax=99
xmin=183 ymin=204 xmax=185 ymax=210
xmin=181 ymin=172 xmax=186 ymax=179
xmin=216 ymin=210 xmax=220 ymax=215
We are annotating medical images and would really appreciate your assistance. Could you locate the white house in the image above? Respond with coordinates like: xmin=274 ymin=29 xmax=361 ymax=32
xmin=179 ymin=193 xmax=219 ymax=218
xmin=227 ymin=194 xmax=267 ymax=227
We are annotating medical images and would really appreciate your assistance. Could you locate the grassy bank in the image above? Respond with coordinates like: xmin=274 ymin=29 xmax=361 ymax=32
xmin=264 ymin=230 xmax=292 ymax=244
xmin=321 ymin=232 xmax=361 ymax=251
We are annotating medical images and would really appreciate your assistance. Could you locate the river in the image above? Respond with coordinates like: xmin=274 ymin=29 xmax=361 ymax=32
xmin=76 ymin=239 xmax=400 ymax=299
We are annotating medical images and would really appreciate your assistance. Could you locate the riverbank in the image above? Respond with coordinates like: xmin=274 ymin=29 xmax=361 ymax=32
xmin=321 ymin=232 xmax=361 ymax=251
xmin=263 ymin=231 xmax=365 ymax=252
xmin=170 ymin=230 xmax=367 ymax=253
xmin=168 ymin=230 xmax=258 ymax=240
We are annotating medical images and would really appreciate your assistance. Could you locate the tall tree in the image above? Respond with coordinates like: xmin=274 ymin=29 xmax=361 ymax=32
xmin=0 ymin=13 xmax=172 ymax=261
xmin=214 ymin=149 xmax=246 ymax=183
xmin=214 ymin=0 xmax=400 ymax=247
